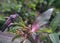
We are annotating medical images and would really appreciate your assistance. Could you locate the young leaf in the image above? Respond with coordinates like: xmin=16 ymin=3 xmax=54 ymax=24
xmin=32 ymin=8 xmax=54 ymax=32
xmin=36 ymin=8 xmax=54 ymax=26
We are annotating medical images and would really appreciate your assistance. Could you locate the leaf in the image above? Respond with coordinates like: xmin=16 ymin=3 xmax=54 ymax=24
xmin=19 ymin=16 xmax=26 ymax=29
xmin=49 ymin=33 xmax=59 ymax=43
xmin=50 ymin=13 xmax=60 ymax=32
xmin=38 ymin=27 xmax=52 ymax=33
xmin=32 ymin=8 xmax=54 ymax=32
xmin=19 ymin=17 xmax=25 ymax=25
xmin=12 ymin=35 xmax=21 ymax=42
xmin=36 ymin=8 xmax=54 ymax=27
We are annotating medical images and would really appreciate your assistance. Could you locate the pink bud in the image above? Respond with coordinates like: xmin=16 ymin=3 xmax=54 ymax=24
xmin=32 ymin=22 xmax=40 ymax=32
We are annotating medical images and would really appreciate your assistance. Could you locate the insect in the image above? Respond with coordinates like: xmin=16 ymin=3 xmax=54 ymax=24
xmin=1 ymin=13 xmax=19 ymax=32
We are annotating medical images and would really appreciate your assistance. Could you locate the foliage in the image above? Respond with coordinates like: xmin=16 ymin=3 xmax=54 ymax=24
xmin=0 ymin=0 xmax=60 ymax=43
xmin=50 ymin=12 xmax=60 ymax=32
xmin=49 ymin=33 xmax=59 ymax=43
xmin=11 ymin=8 xmax=54 ymax=43
xmin=0 ymin=15 xmax=5 ymax=30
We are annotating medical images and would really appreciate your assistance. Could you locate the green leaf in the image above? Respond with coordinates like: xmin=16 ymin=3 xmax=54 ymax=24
xmin=19 ymin=16 xmax=26 ymax=29
xmin=49 ymin=33 xmax=59 ymax=43
xmin=38 ymin=27 xmax=52 ymax=33
xmin=50 ymin=13 xmax=60 ymax=32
